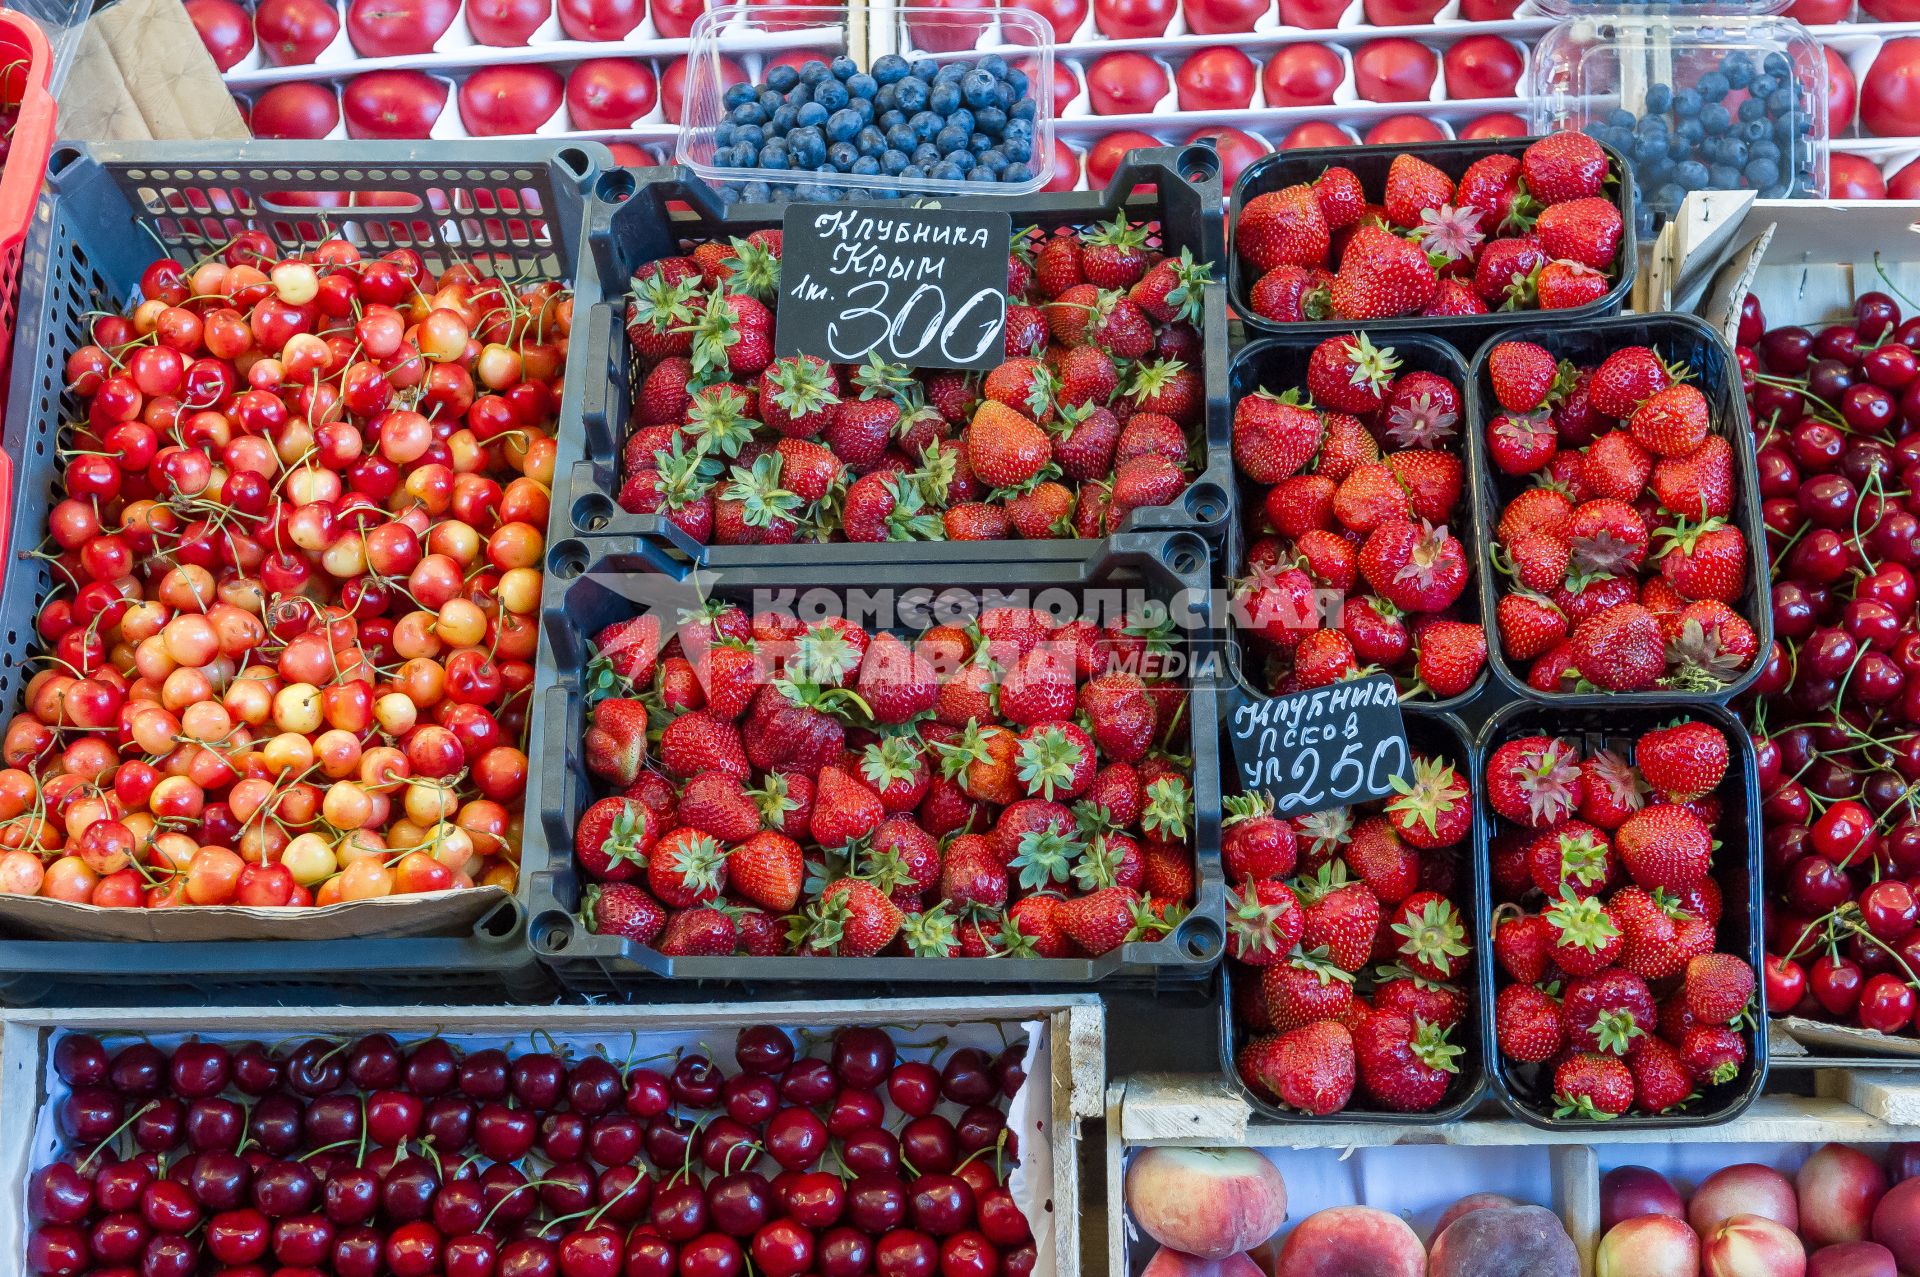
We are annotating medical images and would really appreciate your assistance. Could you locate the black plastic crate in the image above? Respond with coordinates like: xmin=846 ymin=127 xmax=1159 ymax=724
xmin=1473 ymin=699 xmax=1767 ymax=1129
xmin=0 ymin=140 xmax=613 ymax=1006
xmin=524 ymin=529 xmax=1227 ymax=990
xmin=1229 ymin=137 xmax=1637 ymax=348
xmin=1218 ymin=709 xmax=1488 ymax=1124
xmin=555 ymin=145 xmax=1234 ymax=569
xmin=1225 ymin=333 xmax=1489 ymax=714
xmin=1466 ymin=313 xmax=1773 ymax=707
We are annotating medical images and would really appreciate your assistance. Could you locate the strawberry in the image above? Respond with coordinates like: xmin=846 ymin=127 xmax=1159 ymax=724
xmin=1570 ymin=603 xmax=1666 ymax=691
xmin=1345 ymin=816 xmax=1418 ymax=905
xmin=1256 ymin=1021 xmax=1355 ymax=1116
xmin=1110 ymin=455 xmax=1188 ymax=521
xmin=574 ymin=796 xmax=656 ymax=882
xmin=1051 ymin=404 xmax=1121 ymax=481
xmin=1087 ymin=291 xmax=1155 ymax=360
xmin=1237 ymin=564 xmax=1321 ymax=652
xmin=1382 ymin=154 xmax=1454 ymax=230
xmin=1263 ymin=952 xmax=1356 ymax=1030
xmin=1002 ymin=305 xmax=1048 ymax=359
xmin=1355 ymin=1011 xmax=1461 ymax=1113
xmin=810 ymin=765 xmax=886 ymax=849
xmin=1328 ymin=225 xmax=1439 ymax=320
xmin=1493 ymin=911 xmax=1552 ymax=983
xmin=1544 ymin=890 xmax=1622 ymax=976
xmin=1471 ymin=237 xmax=1549 ymax=308
xmin=1055 ymin=344 xmax=1120 ymax=409
xmin=1081 ymin=213 xmax=1151 ymax=288
xmin=1129 ymin=246 xmax=1212 ymax=325
xmin=1384 ymin=754 xmax=1472 ymax=849
xmin=724 ymin=830 xmax=802 ymax=912
xmin=1293 ymin=629 xmax=1358 ymax=688
xmin=1669 ymin=601 xmax=1759 ymax=681
xmin=1527 ymin=820 xmax=1614 ymax=899
xmin=1615 ymin=803 xmax=1712 ymax=890
xmin=1222 ymin=794 xmax=1300 ymax=881
xmin=1226 ymin=876 xmax=1305 ymax=965
xmin=1495 ymin=984 xmax=1564 ymax=1063
xmin=1341 ymin=595 xmax=1410 ymax=667
xmin=1129 ymin=357 xmax=1203 ymax=425
xmin=584 ymin=698 xmax=649 ymax=787
xmin=1637 ymin=720 xmax=1729 ymax=801
xmin=1521 ymin=131 xmax=1608 ymax=205
xmin=1358 ymin=519 xmax=1468 ymax=612
xmin=627 ymin=272 xmax=701 ymax=359
xmin=1332 ymin=464 xmax=1412 ymax=534
xmin=581 ymin=883 xmax=665 ymax=943
xmin=676 ymin=770 xmax=762 ymax=844
xmin=1678 ymin=1025 xmax=1746 ymax=1086
xmin=1307 ymin=333 xmax=1402 ymax=414
xmin=1498 ymin=488 xmax=1575 ymax=542
xmin=1238 ymin=184 xmax=1331 ymax=273
xmin=1535 ymin=197 xmax=1623 ymax=273
xmin=759 ymin=354 xmax=839 ymax=437
xmin=1413 ymin=620 xmax=1486 ymax=700
xmin=1580 ymin=430 xmax=1654 ymax=503
xmin=1487 ymin=341 xmax=1560 ymax=413
xmin=941 ymin=835 xmax=1009 ymax=910
xmin=647 ymin=827 xmax=729 ymax=909
xmin=1496 ymin=593 xmax=1569 ymax=661
xmin=1056 ymin=885 xmax=1143 ymax=955
xmin=944 ymin=502 xmax=1010 ymax=540
xmin=1383 ymin=450 xmax=1461 ymax=523
xmin=1629 ymin=1037 xmax=1696 ymax=1114
xmin=1683 ymin=952 xmax=1755 ymax=1026
xmin=1651 ymin=432 xmax=1734 ymax=519
xmin=1001 ymin=644 xmax=1078 ymax=727
xmin=1390 ymin=891 xmax=1469 ymax=982
xmin=1629 ymin=383 xmax=1712 ymax=458
xmin=1297 ymin=529 xmax=1358 ymax=591
xmin=1044 ymin=282 xmax=1103 ymax=345
xmin=1263 ymin=474 xmax=1337 ymax=538
xmin=1249 ymin=264 xmax=1329 ymax=322
xmin=1374 ymin=972 xmax=1467 ymax=1031
xmin=967 ymin=401 xmax=1052 ymax=489
xmin=636 ymin=356 xmax=698 ymax=426
xmin=1005 ymin=894 xmax=1073 ymax=958
xmin=1486 ymin=410 xmax=1557 ymax=476
xmin=1589 ymin=346 xmax=1674 ymax=418
xmin=659 ymin=710 xmax=751 ymax=781
xmin=1380 ymin=372 xmax=1461 ymax=449
xmin=1655 ymin=519 xmax=1746 ymax=603
xmin=1577 ymin=749 xmax=1648 ymax=831
xmin=1295 ymin=865 xmax=1380 ymax=972
xmin=1313 ymin=166 xmax=1367 ymax=228
xmin=822 ymin=398 xmax=900 ymax=472
xmin=984 ymin=357 xmax=1055 ymax=424
xmin=1424 ymin=278 xmax=1491 ymax=316
xmin=1032 ymin=234 xmax=1084 ymax=298
xmin=1553 ymin=1051 xmax=1634 ymax=1120
xmin=1536 ymin=260 xmax=1610 ymax=309
xmin=855 ymin=633 xmax=937 ymax=725
xmin=793 ymin=878 xmax=903 ymax=957
xmin=1486 ymin=735 xmax=1584 ymax=827
xmin=657 ymin=906 xmax=736 ymax=956
xmin=686 ymin=288 xmax=774 ymax=379
xmin=1562 ymin=969 xmax=1655 ymax=1056
xmin=1232 ymin=393 xmax=1324 ymax=484
xmin=1457 ymin=152 xmax=1529 ymax=228
xmin=842 ymin=471 xmax=940 ymax=544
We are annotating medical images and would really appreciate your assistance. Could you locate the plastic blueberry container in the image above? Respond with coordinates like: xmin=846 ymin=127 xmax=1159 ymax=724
xmin=676 ymin=2 xmax=1056 ymax=202
xmin=1534 ymin=0 xmax=1789 ymax=18
xmin=1528 ymin=15 xmax=1827 ymax=235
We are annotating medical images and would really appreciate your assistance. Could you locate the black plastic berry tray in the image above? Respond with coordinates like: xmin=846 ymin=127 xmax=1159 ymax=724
xmin=522 ymin=528 xmax=1227 ymax=991
xmin=0 ymin=140 xmax=614 ymax=1007
xmin=1473 ymin=699 xmax=1767 ymax=1130
xmin=1228 ymin=137 xmax=1637 ymax=349
xmin=1225 ymin=333 xmax=1489 ymax=715
xmin=1465 ymin=312 xmax=1773 ymax=708
xmin=1218 ymin=709 xmax=1488 ymax=1125
xmin=551 ymin=144 xmax=1234 ymax=570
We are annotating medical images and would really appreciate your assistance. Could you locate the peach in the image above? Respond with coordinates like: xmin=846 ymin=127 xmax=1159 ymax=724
xmin=1433 ymin=1192 xmax=1518 ymax=1240
xmin=1142 ymin=1247 xmax=1265 ymax=1277
xmin=1799 ymin=1144 xmax=1888 ymax=1247
xmin=1703 ymin=1214 xmax=1808 ymax=1277
xmin=1125 ymin=1148 xmax=1288 ymax=1260
xmin=1598 ymin=1215 xmax=1702 ymax=1277
xmin=1429 ymin=1204 xmax=1578 ymax=1277
xmin=1870 ymin=1176 xmax=1920 ymax=1270
xmin=1276 ymin=1206 xmax=1424 ymax=1277
xmin=1603 ymin=1165 xmax=1686 ymax=1232
xmin=1808 ymin=1241 xmax=1897 ymax=1277
xmin=1692 ymin=1165 xmax=1800 ymax=1238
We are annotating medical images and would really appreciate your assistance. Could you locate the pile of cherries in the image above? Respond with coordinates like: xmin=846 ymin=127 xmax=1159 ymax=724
xmin=27 ymin=1023 xmax=1038 ymax=1277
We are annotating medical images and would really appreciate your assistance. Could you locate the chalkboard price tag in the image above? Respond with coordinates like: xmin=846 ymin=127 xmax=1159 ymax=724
xmin=1226 ymin=674 xmax=1412 ymax=818
xmin=776 ymin=203 xmax=1011 ymax=373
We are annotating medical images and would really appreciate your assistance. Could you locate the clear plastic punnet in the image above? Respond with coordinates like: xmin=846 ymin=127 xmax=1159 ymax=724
xmin=1529 ymin=16 xmax=1827 ymax=234
xmin=1532 ymin=0 xmax=1790 ymax=21
xmin=677 ymin=3 xmax=1056 ymax=203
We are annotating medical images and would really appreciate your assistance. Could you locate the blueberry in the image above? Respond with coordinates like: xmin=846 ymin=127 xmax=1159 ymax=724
xmin=1745 ymin=157 xmax=1781 ymax=188
xmin=936 ymin=124 xmax=970 ymax=153
xmin=719 ymin=185 xmax=741 ymax=204
xmin=850 ymin=99 xmax=874 ymax=125
xmin=1721 ymin=54 xmax=1754 ymax=89
xmin=895 ymin=78 xmax=929 ymax=112
xmin=1652 ymin=180 xmax=1685 ymax=208
xmin=786 ymin=84 xmax=812 ymax=105
xmin=1004 ymin=117 xmax=1033 ymax=142
xmin=1634 ymin=111 xmax=1667 ymax=134
xmin=771 ymin=105 xmax=797 ymax=133
xmin=1011 ymin=99 xmax=1036 ymax=122
xmin=881 ymin=148 xmax=909 ymax=175
xmin=1696 ymin=70 xmax=1730 ymax=102
xmin=937 ymin=61 xmax=966 ymax=82
xmin=1676 ymin=159 xmax=1710 ymax=188
xmin=981 ymin=53 xmax=1008 ymax=77
xmin=1677 ymin=117 xmax=1705 ymax=144
xmin=821 ymin=185 xmax=847 ymax=200
xmin=1765 ymin=51 xmax=1791 ymax=76
xmin=1641 ymin=160 xmax=1672 ymax=188
xmin=830 ymin=54 xmax=857 ymax=80
xmin=873 ymin=53 xmax=910 ymax=84
xmin=856 ymin=125 xmax=887 ymax=156
xmin=931 ymin=80 xmax=962 ymax=114
xmin=911 ymin=58 xmax=937 ymax=82
xmin=1738 ymin=119 xmax=1767 ymax=143
xmin=1749 ymin=72 xmax=1779 ymax=98
xmin=1633 ymin=135 xmax=1666 ymax=164
xmin=828 ymin=141 xmax=857 ymax=169
xmin=965 ymin=165 xmax=993 ymax=183
xmin=790 ymin=126 xmax=826 ymax=166
xmin=1003 ymin=137 xmax=1032 ymax=163
xmin=1736 ymin=96 xmax=1765 ymax=123
xmin=760 ymin=145 xmax=791 ymax=171
xmin=801 ymin=60 xmax=831 ymax=85
xmin=1643 ymin=83 xmax=1673 ymax=113
xmin=913 ymin=142 xmax=941 ymax=166
xmin=886 ymin=123 xmax=917 ymax=151
xmin=823 ymin=107 xmax=857 ymax=141
xmin=1708 ymin=163 xmax=1741 ymax=188
xmin=1672 ymin=87 xmax=1702 ymax=117
xmin=1750 ymin=138 xmax=1780 ymax=162
xmin=736 ymin=124 xmax=765 ymax=149
xmin=875 ymin=84 xmax=898 ymax=113
xmin=991 ymin=80 xmax=1015 ymax=112
xmin=1667 ymin=135 xmax=1692 ymax=161
xmin=1583 ymin=120 xmax=1607 ymax=140
xmin=1003 ymin=162 xmax=1032 ymax=183
xmin=715 ymin=120 xmax=736 ymax=145
xmin=970 ymin=132 xmax=992 ymax=153
xmin=849 ymin=72 xmax=878 ymax=99
xmin=851 ymin=155 xmax=882 ymax=176
xmin=902 ymin=164 xmax=926 ymax=179
xmin=1723 ymin=138 xmax=1749 ymax=167
xmin=962 ymin=68 xmax=997 ymax=108
xmin=947 ymin=107 xmax=975 ymax=136
xmin=814 ymin=80 xmax=849 ymax=111
xmin=979 ymin=148 xmax=1009 ymax=174
xmin=797 ymin=101 xmax=829 ymax=129
xmin=759 ymin=89 xmax=783 ymax=113
xmin=1607 ymin=106 xmax=1637 ymax=129
xmin=731 ymin=103 xmax=767 ymax=126
xmin=976 ymin=106 xmax=1007 ymax=137
xmin=1008 ymin=68 xmax=1029 ymax=97
xmin=1701 ymin=103 xmax=1731 ymax=134
xmin=724 ymin=82 xmax=757 ymax=109
xmin=767 ymin=65 xmax=800 ymax=93
xmin=734 ymin=146 xmax=759 ymax=169
xmin=932 ymin=160 xmax=965 ymax=181
xmin=1766 ymin=88 xmax=1793 ymax=115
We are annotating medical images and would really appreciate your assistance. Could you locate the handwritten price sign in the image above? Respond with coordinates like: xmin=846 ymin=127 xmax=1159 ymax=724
xmin=1227 ymin=674 xmax=1412 ymax=817
xmin=775 ymin=204 xmax=1010 ymax=373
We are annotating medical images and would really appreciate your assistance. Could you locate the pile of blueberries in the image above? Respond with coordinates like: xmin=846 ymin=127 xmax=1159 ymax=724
xmin=1578 ymin=48 xmax=1819 ymax=231
xmin=707 ymin=51 xmax=1041 ymax=204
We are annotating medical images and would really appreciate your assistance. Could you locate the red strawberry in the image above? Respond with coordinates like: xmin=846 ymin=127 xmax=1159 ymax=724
xmin=657 ymin=907 xmax=737 ymax=956
xmin=1457 ymin=152 xmax=1528 ymax=228
xmin=1296 ymin=866 xmax=1380 ymax=972
xmin=967 ymin=401 xmax=1052 ymax=489
xmin=1589 ymin=346 xmax=1674 ymax=418
xmin=1637 ymin=720 xmax=1729 ymax=801
xmin=1390 ymin=891 xmax=1469 ymax=982
xmin=1562 ymin=969 xmax=1655 ymax=1056
xmin=1081 ymin=213 xmax=1150 ymax=288
xmin=1226 ymin=876 xmax=1305 ymax=965
xmin=581 ymin=883 xmax=665 ymax=943
xmin=1552 ymin=1052 xmax=1634 ymax=1120
xmin=1486 ymin=735 xmax=1584 ymax=827
xmin=584 ymin=698 xmax=649 ymax=787
xmin=1110 ymin=455 xmax=1189 ymax=521
xmin=1521 ymin=131 xmax=1608 ymax=204
xmin=1413 ymin=620 xmax=1487 ymax=700
xmin=1486 ymin=410 xmax=1557 ymax=476
xmin=1383 ymin=754 xmax=1472 ymax=850
xmin=1473 ymin=237 xmax=1550 ymax=309
xmin=686 ymin=288 xmax=773 ymax=379
xmin=1129 ymin=246 xmax=1212 ymax=325
xmin=1651 ymin=432 xmax=1735 ymax=519
xmin=1544 ymin=890 xmax=1622 ymax=976
xmin=659 ymin=710 xmax=750 ymax=781
xmin=1293 ymin=628 xmax=1358 ymax=689
xmin=1496 ymin=593 xmax=1570 ymax=661
xmin=1345 ymin=816 xmax=1418 ymax=905
xmin=1332 ymin=463 xmax=1412 ymax=534
xmin=1374 ymin=972 xmax=1467 ymax=1031
xmin=759 ymin=354 xmax=839 ymax=437
xmin=1495 ymin=983 xmax=1564 ymax=1063
xmin=1535 ymin=197 xmax=1623 ymax=272
xmin=647 ymin=827 xmax=729 ymax=909
xmin=1527 ymin=820 xmax=1614 ymax=899
xmin=1328 ymin=226 xmax=1439 ymax=320
xmin=1629 ymin=383 xmax=1711 ymax=458
xmin=1056 ymin=885 xmax=1143 ymax=956
xmin=1384 ymin=450 xmax=1461 ymax=524
xmin=1487 ymin=341 xmax=1560 ymax=414
xmin=944 ymin=502 xmax=1010 ymax=541
xmin=1382 ymin=153 xmax=1454 ymax=230
xmin=1493 ymin=911 xmax=1552 ymax=983
xmin=1255 ymin=1021 xmax=1355 ymax=1116
xmin=1655 ymin=519 xmax=1746 ymax=604
xmin=810 ymin=765 xmax=886 ymax=849
xmin=1313 ymin=166 xmax=1367 ymax=228
xmin=1678 ymin=1025 xmax=1746 ymax=1086
xmin=1223 ymin=794 xmax=1300 ymax=881
xmin=1032 ymin=234 xmax=1084 ymax=298
xmin=1249 ymin=264 xmax=1330 ymax=322
xmin=1424 ymin=278 xmax=1491 ymax=316
xmin=1629 ymin=1037 xmax=1696 ymax=1114
xmin=855 ymin=634 xmax=937 ymax=725
xmin=1263 ymin=952 xmax=1356 ymax=1030
xmin=1615 ymin=803 xmax=1713 ymax=890
xmin=1580 ymin=430 xmax=1654 ymax=503
xmin=1006 ymin=894 xmax=1073 ymax=958
xmin=1355 ymin=1011 xmax=1461 ymax=1113
xmin=1307 ymin=332 xmax=1402 ymax=414
xmin=1577 ymin=749 xmax=1648 ymax=830
xmin=574 ymin=796 xmax=656 ymax=883
xmin=794 ymin=878 xmax=903 ymax=956
xmin=1358 ymin=519 xmax=1468 ymax=613
xmin=729 ymin=830 xmax=803 ymax=912
xmin=1238 ymin=184 xmax=1331 ymax=273
xmin=1536 ymin=260 xmax=1610 ymax=309
xmin=1683 ymin=952 xmax=1755 ymax=1025
xmin=677 ymin=770 xmax=762 ymax=844
xmin=1570 ymin=603 xmax=1666 ymax=691
xmin=1232 ymin=393 xmax=1325 ymax=484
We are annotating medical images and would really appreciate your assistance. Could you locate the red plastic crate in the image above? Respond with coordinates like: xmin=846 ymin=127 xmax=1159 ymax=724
xmin=0 ymin=9 xmax=54 ymax=553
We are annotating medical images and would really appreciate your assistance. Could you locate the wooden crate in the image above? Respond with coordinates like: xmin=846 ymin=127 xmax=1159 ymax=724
xmin=1106 ymin=1070 xmax=1920 ymax=1277
xmin=0 ymin=996 xmax=1104 ymax=1277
